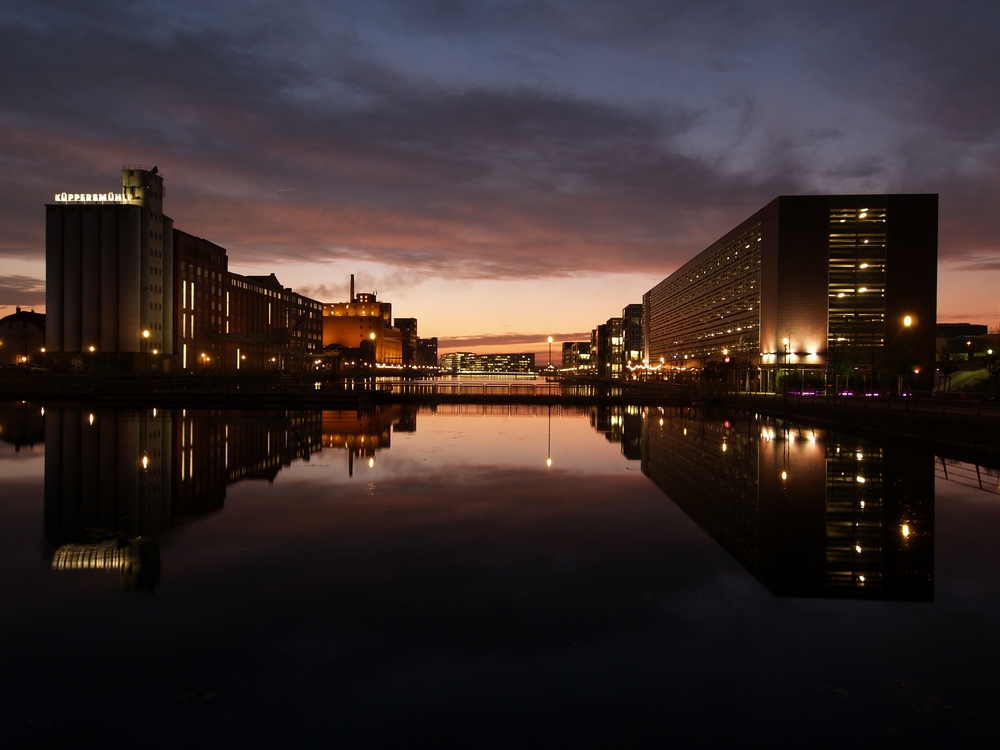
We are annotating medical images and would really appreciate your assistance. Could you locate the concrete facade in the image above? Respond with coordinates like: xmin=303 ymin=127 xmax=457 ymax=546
xmin=643 ymin=195 xmax=938 ymax=390
xmin=46 ymin=165 xmax=172 ymax=363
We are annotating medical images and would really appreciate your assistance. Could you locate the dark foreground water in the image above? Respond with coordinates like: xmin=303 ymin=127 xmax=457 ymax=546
xmin=1 ymin=401 xmax=999 ymax=747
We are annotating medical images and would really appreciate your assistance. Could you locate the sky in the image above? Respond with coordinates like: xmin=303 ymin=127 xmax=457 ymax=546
xmin=1 ymin=0 xmax=998 ymax=359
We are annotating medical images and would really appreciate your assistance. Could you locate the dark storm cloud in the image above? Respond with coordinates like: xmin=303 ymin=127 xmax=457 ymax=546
xmin=0 ymin=0 xmax=997 ymax=279
xmin=0 ymin=0 xmax=793 ymax=278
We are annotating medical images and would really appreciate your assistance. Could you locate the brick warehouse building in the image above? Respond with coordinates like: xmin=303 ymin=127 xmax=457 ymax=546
xmin=643 ymin=195 xmax=937 ymax=391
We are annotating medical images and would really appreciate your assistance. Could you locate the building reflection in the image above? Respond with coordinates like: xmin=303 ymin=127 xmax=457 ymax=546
xmin=44 ymin=406 xmax=322 ymax=591
xmin=590 ymin=405 xmax=643 ymax=460
xmin=321 ymin=406 xmax=404 ymax=475
xmin=641 ymin=408 xmax=934 ymax=601
xmin=0 ymin=400 xmax=45 ymax=451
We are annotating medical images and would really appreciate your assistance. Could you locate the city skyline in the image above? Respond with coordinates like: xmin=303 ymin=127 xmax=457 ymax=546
xmin=1 ymin=1 xmax=998 ymax=361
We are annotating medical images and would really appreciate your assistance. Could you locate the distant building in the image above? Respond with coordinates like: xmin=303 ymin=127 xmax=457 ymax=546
xmin=643 ymin=195 xmax=938 ymax=390
xmin=622 ymin=303 xmax=644 ymax=373
xmin=321 ymin=278 xmax=402 ymax=366
xmin=396 ymin=318 xmax=418 ymax=366
xmin=440 ymin=352 xmax=535 ymax=374
xmin=416 ymin=337 xmax=438 ymax=367
xmin=0 ymin=307 xmax=45 ymax=365
xmin=595 ymin=318 xmax=624 ymax=379
xmin=561 ymin=341 xmax=592 ymax=373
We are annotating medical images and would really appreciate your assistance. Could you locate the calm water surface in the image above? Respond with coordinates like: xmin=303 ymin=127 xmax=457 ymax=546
xmin=1 ymin=401 xmax=999 ymax=747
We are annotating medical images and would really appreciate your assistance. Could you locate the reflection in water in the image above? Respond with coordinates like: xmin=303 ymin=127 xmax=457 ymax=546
xmin=44 ymin=407 xmax=323 ymax=590
xmin=41 ymin=402 xmax=937 ymax=601
xmin=0 ymin=401 xmax=45 ymax=450
xmin=322 ymin=406 xmax=402 ymax=475
xmin=590 ymin=404 xmax=644 ymax=459
xmin=641 ymin=408 xmax=934 ymax=601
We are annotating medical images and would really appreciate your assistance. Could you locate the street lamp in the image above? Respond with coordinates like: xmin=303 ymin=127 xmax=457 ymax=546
xmin=142 ymin=329 xmax=150 ymax=373
xmin=783 ymin=337 xmax=790 ymax=392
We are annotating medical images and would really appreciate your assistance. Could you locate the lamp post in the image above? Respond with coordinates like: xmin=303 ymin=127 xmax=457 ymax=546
xmin=142 ymin=329 xmax=150 ymax=373
xmin=901 ymin=315 xmax=914 ymax=393
xmin=782 ymin=337 xmax=789 ymax=394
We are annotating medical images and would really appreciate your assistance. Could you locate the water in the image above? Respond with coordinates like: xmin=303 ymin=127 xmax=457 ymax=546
xmin=1 ymin=401 xmax=998 ymax=746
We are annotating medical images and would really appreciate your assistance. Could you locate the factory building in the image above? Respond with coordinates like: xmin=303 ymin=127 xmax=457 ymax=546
xmin=44 ymin=165 xmax=322 ymax=372
xmin=643 ymin=195 xmax=937 ymax=391
xmin=322 ymin=276 xmax=402 ymax=366
xmin=45 ymin=165 xmax=173 ymax=367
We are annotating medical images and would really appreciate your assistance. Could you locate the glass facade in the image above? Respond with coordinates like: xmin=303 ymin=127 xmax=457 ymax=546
xmin=645 ymin=221 xmax=762 ymax=366
xmin=828 ymin=200 xmax=887 ymax=372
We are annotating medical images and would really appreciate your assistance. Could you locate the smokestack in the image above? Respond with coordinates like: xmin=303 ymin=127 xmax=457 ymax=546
xmin=350 ymin=274 xmax=355 ymax=302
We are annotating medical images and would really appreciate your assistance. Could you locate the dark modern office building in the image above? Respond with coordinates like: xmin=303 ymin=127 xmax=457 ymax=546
xmin=643 ymin=195 xmax=938 ymax=390
xmin=416 ymin=336 xmax=438 ymax=367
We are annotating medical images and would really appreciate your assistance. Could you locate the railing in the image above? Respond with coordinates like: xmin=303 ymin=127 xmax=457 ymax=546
xmin=725 ymin=389 xmax=1000 ymax=420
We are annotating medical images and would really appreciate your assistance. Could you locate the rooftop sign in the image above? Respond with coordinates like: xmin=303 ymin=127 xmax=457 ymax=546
xmin=54 ymin=192 xmax=126 ymax=203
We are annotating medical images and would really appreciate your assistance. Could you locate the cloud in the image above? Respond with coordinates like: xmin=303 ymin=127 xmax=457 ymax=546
xmin=440 ymin=331 xmax=593 ymax=349
xmin=0 ymin=275 xmax=45 ymax=307
xmin=0 ymin=0 xmax=997 ymax=295
xmin=945 ymin=256 xmax=1000 ymax=273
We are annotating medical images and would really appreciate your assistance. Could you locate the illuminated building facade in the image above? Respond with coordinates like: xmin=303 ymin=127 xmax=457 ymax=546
xmin=643 ymin=195 xmax=938 ymax=390
xmin=440 ymin=352 xmax=535 ymax=374
xmin=45 ymin=165 xmax=173 ymax=367
xmin=595 ymin=317 xmax=624 ymax=379
xmin=622 ymin=303 xmax=644 ymax=373
xmin=561 ymin=341 xmax=592 ymax=373
xmin=323 ymin=290 xmax=402 ymax=366
xmin=174 ymin=238 xmax=323 ymax=373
